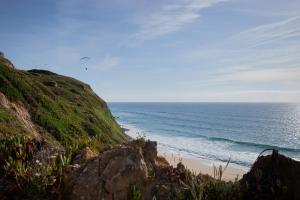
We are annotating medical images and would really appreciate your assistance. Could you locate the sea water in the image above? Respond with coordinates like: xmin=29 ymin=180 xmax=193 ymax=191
xmin=109 ymin=103 xmax=300 ymax=169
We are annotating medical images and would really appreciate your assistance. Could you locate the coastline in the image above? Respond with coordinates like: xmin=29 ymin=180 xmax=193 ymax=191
xmin=158 ymin=151 xmax=247 ymax=181
xmin=121 ymin=123 xmax=247 ymax=181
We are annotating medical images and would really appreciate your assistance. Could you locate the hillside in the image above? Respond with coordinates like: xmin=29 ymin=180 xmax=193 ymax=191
xmin=0 ymin=52 xmax=125 ymax=148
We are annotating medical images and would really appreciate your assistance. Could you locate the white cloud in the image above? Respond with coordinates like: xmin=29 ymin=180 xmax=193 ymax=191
xmin=227 ymin=0 xmax=300 ymax=18
xmin=184 ymin=15 xmax=300 ymax=91
xmin=226 ymin=68 xmax=300 ymax=82
xmin=133 ymin=0 xmax=224 ymax=41
xmin=230 ymin=16 xmax=300 ymax=47
xmin=180 ymin=67 xmax=300 ymax=89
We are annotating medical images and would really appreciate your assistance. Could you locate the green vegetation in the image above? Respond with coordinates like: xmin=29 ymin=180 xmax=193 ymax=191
xmin=128 ymin=184 xmax=142 ymax=200
xmin=0 ymin=135 xmax=32 ymax=187
xmin=0 ymin=135 xmax=80 ymax=199
xmin=0 ymin=63 xmax=125 ymax=148
xmin=0 ymin=58 xmax=126 ymax=199
xmin=200 ymin=180 xmax=241 ymax=200
xmin=173 ymin=167 xmax=241 ymax=200
xmin=0 ymin=106 xmax=28 ymax=136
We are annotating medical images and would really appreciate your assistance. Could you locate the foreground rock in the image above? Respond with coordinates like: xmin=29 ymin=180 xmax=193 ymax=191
xmin=63 ymin=140 xmax=300 ymax=200
xmin=2 ymin=135 xmax=300 ymax=199
xmin=240 ymin=150 xmax=300 ymax=200
xmin=63 ymin=139 xmax=198 ymax=200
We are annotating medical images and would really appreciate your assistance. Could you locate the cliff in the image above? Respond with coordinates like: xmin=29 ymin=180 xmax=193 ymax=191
xmin=0 ymin=53 xmax=126 ymax=199
xmin=0 ymin=54 xmax=125 ymax=147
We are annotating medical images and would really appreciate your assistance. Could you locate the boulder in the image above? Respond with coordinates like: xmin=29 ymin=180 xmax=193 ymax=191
xmin=63 ymin=139 xmax=201 ymax=200
xmin=63 ymin=140 xmax=159 ymax=200
xmin=240 ymin=150 xmax=300 ymax=200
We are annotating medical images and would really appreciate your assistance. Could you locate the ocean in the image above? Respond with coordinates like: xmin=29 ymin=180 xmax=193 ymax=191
xmin=109 ymin=103 xmax=300 ymax=169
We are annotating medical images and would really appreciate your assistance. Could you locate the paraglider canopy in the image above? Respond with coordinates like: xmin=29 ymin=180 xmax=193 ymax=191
xmin=80 ymin=57 xmax=90 ymax=60
xmin=80 ymin=57 xmax=90 ymax=70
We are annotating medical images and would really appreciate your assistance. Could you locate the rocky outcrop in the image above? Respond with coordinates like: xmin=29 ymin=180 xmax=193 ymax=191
xmin=240 ymin=150 xmax=300 ymax=200
xmin=63 ymin=140 xmax=197 ymax=200
xmin=64 ymin=141 xmax=300 ymax=200
xmin=63 ymin=140 xmax=155 ymax=200
xmin=0 ymin=52 xmax=14 ymax=69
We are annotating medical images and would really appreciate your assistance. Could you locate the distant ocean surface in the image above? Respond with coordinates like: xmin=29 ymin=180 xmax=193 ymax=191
xmin=109 ymin=103 xmax=300 ymax=169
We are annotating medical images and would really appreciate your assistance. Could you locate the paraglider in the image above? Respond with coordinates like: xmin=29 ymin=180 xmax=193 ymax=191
xmin=80 ymin=57 xmax=90 ymax=60
xmin=80 ymin=57 xmax=90 ymax=71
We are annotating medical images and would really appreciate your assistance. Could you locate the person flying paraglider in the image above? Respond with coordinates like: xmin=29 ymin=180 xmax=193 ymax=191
xmin=80 ymin=57 xmax=90 ymax=71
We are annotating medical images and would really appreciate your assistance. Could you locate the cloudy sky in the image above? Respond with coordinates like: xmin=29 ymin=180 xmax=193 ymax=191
xmin=1 ymin=0 xmax=300 ymax=102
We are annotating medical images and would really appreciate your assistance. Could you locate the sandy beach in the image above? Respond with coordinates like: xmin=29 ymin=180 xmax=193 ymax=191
xmin=159 ymin=151 xmax=247 ymax=181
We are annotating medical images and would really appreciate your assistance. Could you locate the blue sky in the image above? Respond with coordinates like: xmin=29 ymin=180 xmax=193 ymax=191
xmin=1 ymin=0 xmax=300 ymax=102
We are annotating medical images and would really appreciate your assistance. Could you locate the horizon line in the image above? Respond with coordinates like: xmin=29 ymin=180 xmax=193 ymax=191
xmin=108 ymin=101 xmax=299 ymax=103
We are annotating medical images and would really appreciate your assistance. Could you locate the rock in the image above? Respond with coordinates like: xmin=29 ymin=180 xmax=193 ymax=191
xmin=99 ymin=147 xmax=149 ymax=199
xmin=64 ymin=158 xmax=102 ymax=200
xmin=63 ymin=139 xmax=201 ymax=200
xmin=63 ymin=140 xmax=159 ymax=200
xmin=156 ymin=156 xmax=169 ymax=168
xmin=240 ymin=150 xmax=300 ymax=200
xmin=65 ymin=164 xmax=81 ymax=172
xmin=73 ymin=147 xmax=98 ymax=165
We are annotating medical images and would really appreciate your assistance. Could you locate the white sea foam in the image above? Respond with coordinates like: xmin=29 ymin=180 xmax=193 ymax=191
xmin=119 ymin=121 xmax=252 ymax=171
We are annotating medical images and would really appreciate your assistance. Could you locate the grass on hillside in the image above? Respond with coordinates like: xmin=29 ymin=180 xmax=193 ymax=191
xmin=0 ymin=106 xmax=28 ymax=137
xmin=0 ymin=64 xmax=125 ymax=149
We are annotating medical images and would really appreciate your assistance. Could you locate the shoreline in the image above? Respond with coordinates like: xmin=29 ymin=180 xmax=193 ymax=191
xmin=121 ymin=124 xmax=248 ymax=181
xmin=158 ymin=151 xmax=247 ymax=181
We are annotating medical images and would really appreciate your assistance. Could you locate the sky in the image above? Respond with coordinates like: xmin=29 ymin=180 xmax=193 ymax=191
xmin=1 ymin=0 xmax=300 ymax=102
